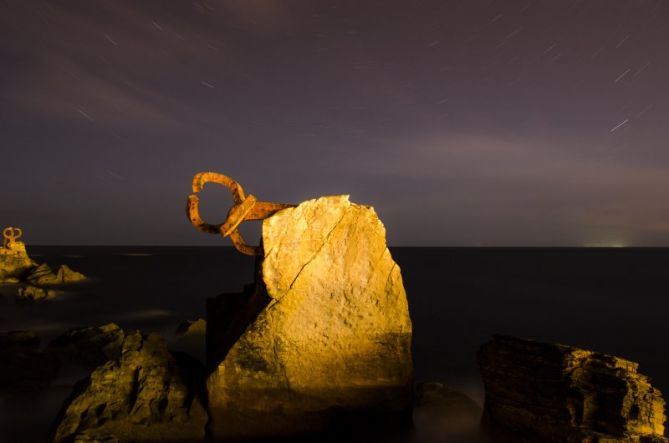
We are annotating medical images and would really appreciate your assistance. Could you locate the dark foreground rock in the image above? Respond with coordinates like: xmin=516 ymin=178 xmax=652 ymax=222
xmin=48 ymin=323 xmax=124 ymax=369
xmin=0 ymin=330 xmax=60 ymax=393
xmin=478 ymin=335 xmax=667 ymax=442
xmin=52 ymin=331 xmax=207 ymax=442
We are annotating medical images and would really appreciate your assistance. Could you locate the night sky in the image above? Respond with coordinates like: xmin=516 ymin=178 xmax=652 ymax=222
xmin=1 ymin=1 xmax=668 ymax=246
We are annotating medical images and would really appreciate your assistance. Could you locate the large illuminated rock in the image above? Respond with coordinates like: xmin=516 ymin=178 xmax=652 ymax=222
xmin=479 ymin=335 xmax=667 ymax=442
xmin=0 ymin=241 xmax=36 ymax=283
xmin=206 ymin=195 xmax=413 ymax=438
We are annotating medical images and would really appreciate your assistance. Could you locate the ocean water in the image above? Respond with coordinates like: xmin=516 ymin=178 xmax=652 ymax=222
xmin=1 ymin=246 xmax=668 ymax=441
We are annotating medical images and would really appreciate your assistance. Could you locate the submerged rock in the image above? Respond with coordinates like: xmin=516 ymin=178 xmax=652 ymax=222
xmin=16 ymin=284 xmax=58 ymax=301
xmin=206 ymin=195 xmax=413 ymax=439
xmin=0 ymin=330 xmax=60 ymax=393
xmin=478 ymin=335 xmax=667 ymax=442
xmin=52 ymin=330 xmax=207 ymax=443
xmin=27 ymin=263 xmax=86 ymax=285
xmin=413 ymin=382 xmax=482 ymax=441
xmin=0 ymin=241 xmax=36 ymax=283
xmin=175 ymin=318 xmax=206 ymax=337
xmin=48 ymin=323 xmax=124 ymax=369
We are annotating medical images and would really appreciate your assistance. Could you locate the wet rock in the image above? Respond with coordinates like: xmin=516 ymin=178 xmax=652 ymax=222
xmin=175 ymin=318 xmax=206 ymax=337
xmin=0 ymin=330 xmax=60 ymax=393
xmin=52 ymin=330 xmax=207 ymax=443
xmin=206 ymin=195 xmax=413 ymax=439
xmin=71 ymin=431 xmax=119 ymax=443
xmin=57 ymin=264 xmax=86 ymax=283
xmin=0 ymin=241 xmax=36 ymax=283
xmin=0 ymin=330 xmax=40 ymax=349
xmin=27 ymin=263 xmax=86 ymax=285
xmin=16 ymin=285 xmax=58 ymax=301
xmin=48 ymin=323 xmax=124 ymax=369
xmin=478 ymin=335 xmax=667 ymax=442
xmin=26 ymin=263 xmax=58 ymax=285
xmin=413 ymin=382 xmax=482 ymax=440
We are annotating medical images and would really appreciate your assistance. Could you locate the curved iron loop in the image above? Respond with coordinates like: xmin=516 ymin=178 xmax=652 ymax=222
xmin=186 ymin=172 xmax=295 ymax=256
xmin=2 ymin=227 xmax=22 ymax=249
xmin=192 ymin=172 xmax=246 ymax=203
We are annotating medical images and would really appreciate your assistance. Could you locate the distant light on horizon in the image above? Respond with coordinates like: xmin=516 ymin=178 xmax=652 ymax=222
xmin=582 ymin=242 xmax=627 ymax=248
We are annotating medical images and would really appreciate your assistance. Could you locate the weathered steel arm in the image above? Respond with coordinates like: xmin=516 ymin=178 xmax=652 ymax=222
xmin=186 ymin=172 xmax=295 ymax=256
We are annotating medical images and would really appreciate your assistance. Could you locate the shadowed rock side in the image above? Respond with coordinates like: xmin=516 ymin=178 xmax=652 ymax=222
xmin=48 ymin=323 xmax=124 ymax=369
xmin=206 ymin=195 xmax=413 ymax=439
xmin=52 ymin=331 xmax=207 ymax=443
xmin=478 ymin=335 xmax=668 ymax=443
xmin=413 ymin=382 xmax=483 ymax=442
xmin=27 ymin=263 xmax=86 ymax=285
xmin=176 ymin=318 xmax=206 ymax=337
xmin=0 ymin=330 xmax=60 ymax=393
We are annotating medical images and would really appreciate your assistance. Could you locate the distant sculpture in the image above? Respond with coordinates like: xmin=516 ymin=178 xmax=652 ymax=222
xmin=2 ymin=226 xmax=22 ymax=249
xmin=186 ymin=172 xmax=294 ymax=255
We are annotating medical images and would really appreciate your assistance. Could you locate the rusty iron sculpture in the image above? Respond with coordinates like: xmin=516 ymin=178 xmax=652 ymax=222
xmin=186 ymin=172 xmax=294 ymax=256
xmin=2 ymin=227 xmax=23 ymax=249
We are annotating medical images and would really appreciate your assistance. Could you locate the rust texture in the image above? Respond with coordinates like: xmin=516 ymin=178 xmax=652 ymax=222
xmin=2 ymin=226 xmax=23 ymax=249
xmin=186 ymin=172 xmax=294 ymax=256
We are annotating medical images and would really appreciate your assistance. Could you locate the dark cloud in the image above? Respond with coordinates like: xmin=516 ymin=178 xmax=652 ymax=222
xmin=1 ymin=0 xmax=668 ymax=245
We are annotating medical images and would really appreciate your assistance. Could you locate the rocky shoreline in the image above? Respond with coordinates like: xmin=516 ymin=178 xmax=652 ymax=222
xmin=1 ymin=199 xmax=667 ymax=442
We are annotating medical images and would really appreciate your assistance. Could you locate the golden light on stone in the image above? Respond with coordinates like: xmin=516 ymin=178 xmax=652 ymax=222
xmin=190 ymin=182 xmax=414 ymax=439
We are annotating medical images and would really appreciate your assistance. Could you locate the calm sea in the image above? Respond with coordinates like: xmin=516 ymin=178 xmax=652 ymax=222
xmin=1 ymin=246 xmax=668 ymax=441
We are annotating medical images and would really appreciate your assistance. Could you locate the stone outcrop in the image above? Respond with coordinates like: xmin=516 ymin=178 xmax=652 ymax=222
xmin=16 ymin=284 xmax=58 ymax=301
xmin=206 ymin=195 xmax=413 ymax=439
xmin=27 ymin=263 xmax=86 ymax=285
xmin=478 ymin=335 xmax=667 ymax=442
xmin=48 ymin=323 xmax=124 ymax=369
xmin=0 ymin=239 xmax=85 ymax=287
xmin=0 ymin=330 xmax=60 ymax=393
xmin=0 ymin=241 xmax=36 ymax=283
xmin=175 ymin=318 xmax=206 ymax=337
xmin=52 ymin=331 xmax=207 ymax=442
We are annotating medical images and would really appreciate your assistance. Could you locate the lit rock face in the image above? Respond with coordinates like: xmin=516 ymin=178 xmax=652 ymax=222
xmin=0 ymin=241 xmax=36 ymax=283
xmin=53 ymin=331 xmax=207 ymax=442
xmin=479 ymin=335 xmax=667 ymax=442
xmin=207 ymin=195 xmax=413 ymax=439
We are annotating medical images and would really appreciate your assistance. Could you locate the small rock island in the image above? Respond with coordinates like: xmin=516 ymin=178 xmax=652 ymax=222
xmin=0 ymin=227 xmax=86 ymax=301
